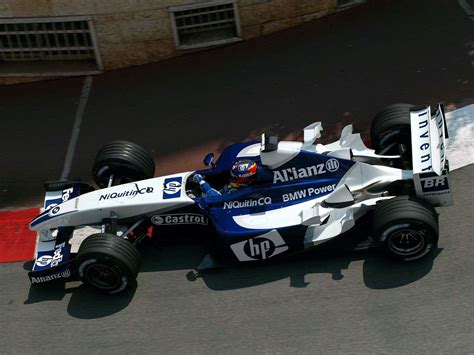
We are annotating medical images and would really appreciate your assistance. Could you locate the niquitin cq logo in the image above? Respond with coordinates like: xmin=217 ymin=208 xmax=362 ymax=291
xmin=99 ymin=184 xmax=154 ymax=201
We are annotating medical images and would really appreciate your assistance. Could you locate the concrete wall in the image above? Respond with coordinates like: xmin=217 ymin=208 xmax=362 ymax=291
xmin=0 ymin=0 xmax=355 ymax=84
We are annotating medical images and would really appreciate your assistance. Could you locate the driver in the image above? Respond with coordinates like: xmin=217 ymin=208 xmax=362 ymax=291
xmin=192 ymin=159 xmax=258 ymax=197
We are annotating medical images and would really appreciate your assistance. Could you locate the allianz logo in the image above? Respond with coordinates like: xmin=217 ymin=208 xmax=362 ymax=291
xmin=223 ymin=197 xmax=272 ymax=209
xmin=31 ymin=269 xmax=71 ymax=284
xmin=273 ymin=158 xmax=340 ymax=183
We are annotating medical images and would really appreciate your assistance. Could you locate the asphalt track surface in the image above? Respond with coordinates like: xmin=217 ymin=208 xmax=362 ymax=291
xmin=0 ymin=165 xmax=472 ymax=353
xmin=1 ymin=0 xmax=474 ymax=353
xmin=0 ymin=0 xmax=473 ymax=209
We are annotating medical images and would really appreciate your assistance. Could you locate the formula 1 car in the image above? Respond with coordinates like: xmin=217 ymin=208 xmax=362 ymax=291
xmin=28 ymin=104 xmax=452 ymax=293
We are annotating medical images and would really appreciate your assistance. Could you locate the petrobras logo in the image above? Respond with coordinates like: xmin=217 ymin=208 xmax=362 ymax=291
xmin=236 ymin=161 xmax=252 ymax=172
xmin=30 ymin=269 xmax=71 ymax=284
xmin=34 ymin=242 xmax=66 ymax=268
xmin=163 ymin=177 xmax=182 ymax=199
xmin=151 ymin=213 xmax=208 ymax=226
xmin=230 ymin=230 xmax=289 ymax=261
xmin=223 ymin=197 xmax=272 ymax=209
xmin=282 ymin=184 xmax=337 ymax=202
xmin=99 ymin=185 xmax=154 ymax=201
xmin=35 ymin=255 xmax=53 ymax=267
xmin=273 ymin=159 xmax=339 ymax=183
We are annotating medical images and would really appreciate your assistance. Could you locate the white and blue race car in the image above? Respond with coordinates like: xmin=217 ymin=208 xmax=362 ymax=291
xmin=28 ymin=104 xmax=452 ymax=293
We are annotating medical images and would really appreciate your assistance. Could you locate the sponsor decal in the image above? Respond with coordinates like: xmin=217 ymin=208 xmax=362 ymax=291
xmin=31 ymin=269 xmax=71 ymax=284
xmin=282 ymin=184 xmax=337 ymax=202
xmin=35 ymin=242 xmax=66 ymax=268
xmin=325 ymin=159 xmax=340 ymax=172
xmin=50 ymin=206 xmax=60 ymax=215
xmin=223 ymin=197 xmax=272 ymax=209
xmin=151 ymin=214 xmax=208 ymax=226
xmin=414 ymin=110 xmax=433 ymax=172
xmin=412 ymin=107 xmax=446 ymax=174
xmin=273 ymin=158 xmax=339 ymax=183
xmin=61 ymin=187 xmax=74 ymax=202
xmin=163 ymin=177 xmax=182 ymax=199
xmin=434 ymin=109 xmax=447 ymax=165
xmin=99 ymin=184 xmax=154 ymax=201
xmin=35 ymin=255 xmax=53 ymax=267
xmin=230 ymin=231 xmax=289 ymax=261
xmin=420 ymin=175 xmax=450 ymax=195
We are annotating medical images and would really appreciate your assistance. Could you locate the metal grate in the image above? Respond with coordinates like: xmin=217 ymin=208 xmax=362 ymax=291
xmin=0 ymin=17 xmax=101 ymax=66
xmin=170 ymin=1 xmax=241 ymax=48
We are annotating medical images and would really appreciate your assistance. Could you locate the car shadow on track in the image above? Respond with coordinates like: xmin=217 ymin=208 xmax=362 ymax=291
xmin=22 ymin=241 xmax=442 ymax=319
xmin=23 ymin=260 xmax=137 ymax=318
xmin=145 ymin=241 xmax=443 ymax=292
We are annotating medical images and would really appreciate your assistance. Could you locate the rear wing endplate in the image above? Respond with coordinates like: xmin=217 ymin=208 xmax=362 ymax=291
xmin=410 ymin=104 xmax=448 ymax=176
xmin=410 ymin=104 xmax=452 ymax=206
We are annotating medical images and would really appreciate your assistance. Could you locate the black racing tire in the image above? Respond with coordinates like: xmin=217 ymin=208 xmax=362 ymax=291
xmin=370 ymin=104 xmax=414 ymax=167
xmin=373 ymin=196 xmax=439 ymax=262
xmin=92 ymin=140 xmax=155 ymax=188
xmin=75 ymin=233 xmax=142 ymax=293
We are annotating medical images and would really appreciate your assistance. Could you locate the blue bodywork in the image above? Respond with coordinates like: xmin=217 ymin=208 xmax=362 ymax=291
xmin=169 ymin=142 xmax=356 ymax=262
xmin=29 ymin=141 xmax=356 ymax=283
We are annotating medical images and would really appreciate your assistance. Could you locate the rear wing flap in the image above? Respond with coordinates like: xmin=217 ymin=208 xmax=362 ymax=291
xmin=410 ymin=104 xmax=448 ymax=176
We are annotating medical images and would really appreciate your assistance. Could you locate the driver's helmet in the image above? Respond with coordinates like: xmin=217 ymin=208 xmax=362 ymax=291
xmin=230 ymin=159 xmax=257 ymax=189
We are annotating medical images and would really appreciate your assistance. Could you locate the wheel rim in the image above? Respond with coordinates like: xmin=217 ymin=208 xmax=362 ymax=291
xmin=388 ymin=229 xmax=425 ymax=256
xmin=84 ymin=263 xmax=122 ymax=290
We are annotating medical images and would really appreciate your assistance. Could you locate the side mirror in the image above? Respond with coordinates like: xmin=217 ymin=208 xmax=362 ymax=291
xmin=203 ymin=153 xmax=215 ymax=167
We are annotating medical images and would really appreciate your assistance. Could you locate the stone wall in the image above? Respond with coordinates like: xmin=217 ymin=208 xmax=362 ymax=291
xmin=239 ymin=0 xmax=336 ymax=38
xmin=0 ymin=0 xmax=355 ymax=84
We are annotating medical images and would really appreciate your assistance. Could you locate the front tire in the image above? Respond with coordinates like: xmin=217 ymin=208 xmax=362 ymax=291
xmin=92 ymin=141 xmax=155 ymax=188
xmin=373 ymin=196 xmax=438 ymax=261
xmin=76 ymin=233 xmax=142 ymax=293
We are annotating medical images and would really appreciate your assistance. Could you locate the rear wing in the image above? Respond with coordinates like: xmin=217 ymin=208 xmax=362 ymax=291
xmin=410 ymin=104 xmax=448 ymax=176
xmin=410 ymin=104 xmax=452 ymax=206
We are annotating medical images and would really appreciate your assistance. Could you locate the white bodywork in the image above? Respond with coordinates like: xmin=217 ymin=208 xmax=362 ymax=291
xmin=30 ymin=172 xmax=194 ymax=231
xmin=232 ymin=104 xmax=451 ymax=255
xmin=30 ymin=104 xmax=452 ymax=265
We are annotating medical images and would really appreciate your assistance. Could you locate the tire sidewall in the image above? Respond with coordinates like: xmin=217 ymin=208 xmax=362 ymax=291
xmin=378 ymin=219 xmax=438 ymax=261
xmin=76 ymin=254 xmax=131 ymax=293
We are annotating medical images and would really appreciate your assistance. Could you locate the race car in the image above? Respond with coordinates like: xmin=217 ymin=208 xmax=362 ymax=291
xmin=28 ymin=103 xmax=452 ymax=293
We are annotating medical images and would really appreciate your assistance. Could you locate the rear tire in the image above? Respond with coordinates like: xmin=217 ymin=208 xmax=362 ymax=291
xmin=370 ymin=104 xmax=413 ymax=168
xmin=92 ymin=141 xmax=155 ymax=188
xmin=76 ymin=233 xmax=142 ymax=293
xmin=373 ymin=196 xmax=438 ymax=261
